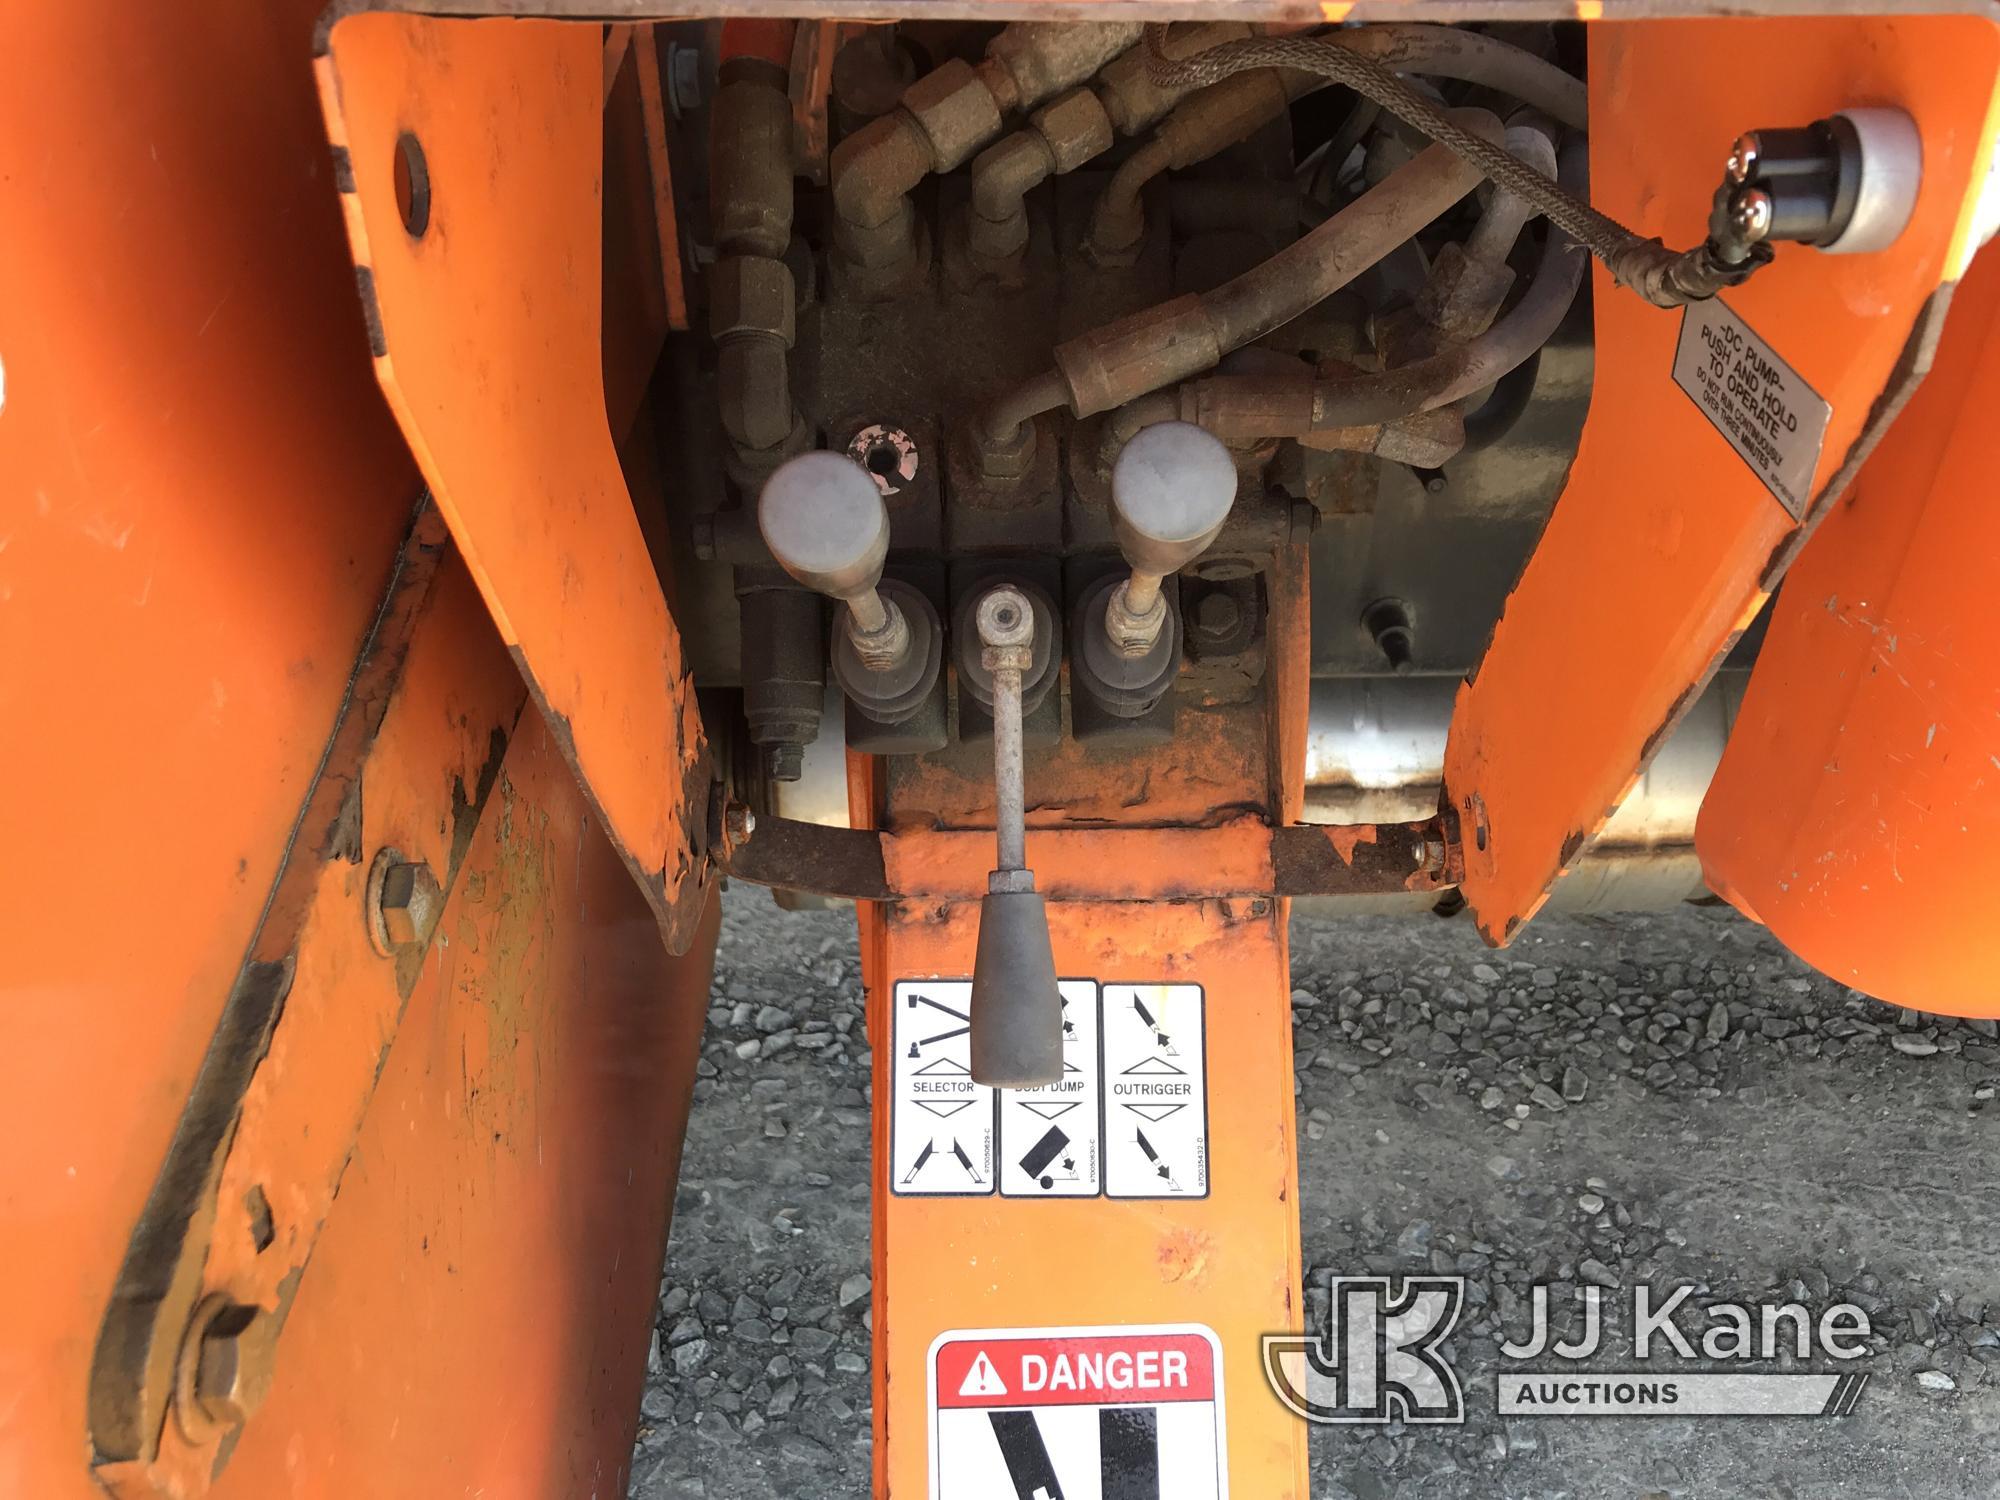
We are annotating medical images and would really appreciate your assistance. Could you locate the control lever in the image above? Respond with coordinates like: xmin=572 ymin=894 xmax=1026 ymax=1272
xmin=759 ymin=450 xmax=942 ymax=726
xmin=760 ymin=451 xmax=910 ymax=667
xmin=1074 ymin=421 xmax=1237 ymax=720
xmin=1105 ymin=420 xmax=1238 ymax=656
xmin=968 ymin=585 xmax=1063 ymax=1088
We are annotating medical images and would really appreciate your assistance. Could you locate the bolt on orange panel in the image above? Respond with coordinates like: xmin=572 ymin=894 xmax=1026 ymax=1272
xmin=1698 ymin=240 xmax=2000 ymax=1019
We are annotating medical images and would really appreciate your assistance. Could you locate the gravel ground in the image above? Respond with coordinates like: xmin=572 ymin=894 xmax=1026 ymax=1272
xmin=628 ymin=891 xmax=2000 ymax=1499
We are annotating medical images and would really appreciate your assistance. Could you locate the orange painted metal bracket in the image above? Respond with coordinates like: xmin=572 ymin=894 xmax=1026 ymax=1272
xmin=317 ymin=13 xmax=711 ymax=953
xmin=1698 ymin=241 xmax=2000 ymax=1019
xmin=87 ymin=517 xmax=529 ymax=1497
xmin=861 ymin=899 xmax=1310 ymax=1499
xmin=1443 ymin=15 xmax=2000 ymax=945
xmin=852 ymin=567 xmax=1315 ymax=1492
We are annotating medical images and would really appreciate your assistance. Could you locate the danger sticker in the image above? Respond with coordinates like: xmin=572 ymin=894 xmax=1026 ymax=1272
xmin=930 ymin=1324 xmax=1227 ymax=1499
xmin=1671 ymin=297 xmax=1830 ymax=520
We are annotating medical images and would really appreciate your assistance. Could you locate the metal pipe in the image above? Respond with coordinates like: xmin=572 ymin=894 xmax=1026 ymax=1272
xmin=980 ymin=368 xmax=1070 ymax=443
xmin=1300 ymin=673 xmax=1748 ymax=913
xmin=983 ymin=591 xmax=1031 ymax=875
xmin=966 ymin=22 xmax=1255 ymax=271
xmin=1201 ymin=114 xmax=1499 ymax=349
xmin=1087 ymin=67 xmax=1308 ymax=258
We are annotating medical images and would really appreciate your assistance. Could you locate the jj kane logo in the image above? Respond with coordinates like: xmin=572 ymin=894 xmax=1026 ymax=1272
xmin=1264 ymin=1278 xmax=1873 ymax=1424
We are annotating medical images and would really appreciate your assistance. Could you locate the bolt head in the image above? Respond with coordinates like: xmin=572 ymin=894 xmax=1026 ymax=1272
xmin=1730 ymin=187 xmax=1773 ymax=243
xmin=1727 ymin=132 xmax=1760 ymax=185
xmin=1194 ymin=592 xmax=1242 ymax=639
xmin=723 ymin=803 xmax=757 ymax=842
xmin=766 ymin=743 xmax=804 ymax=783
xmin=975 ymin=586 xmax=1035 ymax=651
xmin=378 ymin=860 xmax=441 ymax=948
xmin=178 ymin=1297 xmax=277 ymax=1440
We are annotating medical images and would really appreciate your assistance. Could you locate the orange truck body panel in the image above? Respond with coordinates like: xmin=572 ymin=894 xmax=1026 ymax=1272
xmin=1444 ymin=13 xmax=2000 ymax=946
xmin=1699 ymin=239 xmax=2000 ymax=1019
xmin=0 ymin=6 xmax=717 ymax=1498
xmin=6 ymin=2 xmax=2000 ymax=1498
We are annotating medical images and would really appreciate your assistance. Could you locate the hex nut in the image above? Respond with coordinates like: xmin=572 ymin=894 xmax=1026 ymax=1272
xmin=708 ymin=255 xmax=797 ymax=345
xmin=1194 ymin=592 xmax=1243 ymax=638
xmin=378 ymin=860 xmax=442 ymax=949
xmin=902 ymin=58 xmax=1004 ymax=172
xmin=176 ymin=1296 xmax=278 ymax=1441
xmin=1031 ymin=89 xmax=1114 ymax=175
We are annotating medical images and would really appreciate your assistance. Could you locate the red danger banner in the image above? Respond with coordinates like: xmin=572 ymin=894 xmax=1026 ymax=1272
xmin=936 ymin=1330 xmax=1217 ymax=1409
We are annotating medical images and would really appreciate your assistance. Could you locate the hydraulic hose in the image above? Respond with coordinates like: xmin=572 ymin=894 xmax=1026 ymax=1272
xmin=983 ymin=106 xmax=1503 ymax=437
xmin=1182 ymin=142 xmax=1590 ymax=438
xmin=1140 ymin=25 xmax=1767 ymax=306
xmin=1090 ymin=24 xmax=1582 ymax=259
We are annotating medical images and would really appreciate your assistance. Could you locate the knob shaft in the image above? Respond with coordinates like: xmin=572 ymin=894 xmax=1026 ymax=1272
xmin=1105 ymin=422 xmax=1236 ymax=656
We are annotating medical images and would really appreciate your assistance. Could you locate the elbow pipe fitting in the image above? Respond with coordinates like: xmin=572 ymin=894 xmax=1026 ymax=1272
xmin=967 ymin=88 xmax=1116 ymax=267
xmin=966 ymin=22 xmax=1254 ymax=273
xmin=830 ymin=23 xmax=1144 ymax=273
xmin=1086 ymin=67 xmax=1307 ymax=260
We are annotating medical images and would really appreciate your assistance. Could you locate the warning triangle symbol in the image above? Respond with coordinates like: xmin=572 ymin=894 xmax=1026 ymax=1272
xmin=958 ymin=1351 xmax=1008 ymax=1398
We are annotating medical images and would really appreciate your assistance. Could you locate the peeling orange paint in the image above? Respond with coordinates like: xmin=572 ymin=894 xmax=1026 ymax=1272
xmin=1157 ymin=1229 xmax=1215 ymax=1285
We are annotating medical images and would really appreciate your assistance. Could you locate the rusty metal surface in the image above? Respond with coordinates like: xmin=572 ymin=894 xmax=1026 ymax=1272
xmin=1698 ymin=241 xmax=2000 ymax=1019
xmin=210 ymin=705 xmax=719 ymax=1500
xmin=318 ymin=12 xmax=712 ymax=953
xmin=90 ymin=553 xmax=529 ymax=1496
xmin=1441 ymin=14 xmax=2000 ymax=946
xmin=84 ymin=502 xmax=467 ymax=1471
xmin=722 ymin=811 xmax=1453 ymax=898
xmin=322 ymin=0 xmax=2000 ymax=24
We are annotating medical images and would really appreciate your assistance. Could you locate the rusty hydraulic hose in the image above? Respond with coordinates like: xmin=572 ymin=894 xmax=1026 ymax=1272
xmin=979 ymin=107 xmax=1502 ymax=443
xmin=1087 ymin=24 xmax=1584 ymax=262
xmin=1180 ymin=137 xmax=1588 ymax=441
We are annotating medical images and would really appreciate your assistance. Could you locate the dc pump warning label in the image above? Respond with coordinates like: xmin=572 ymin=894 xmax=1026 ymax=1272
xmin=1671 ymin=298 xmax=1830 ymax=521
